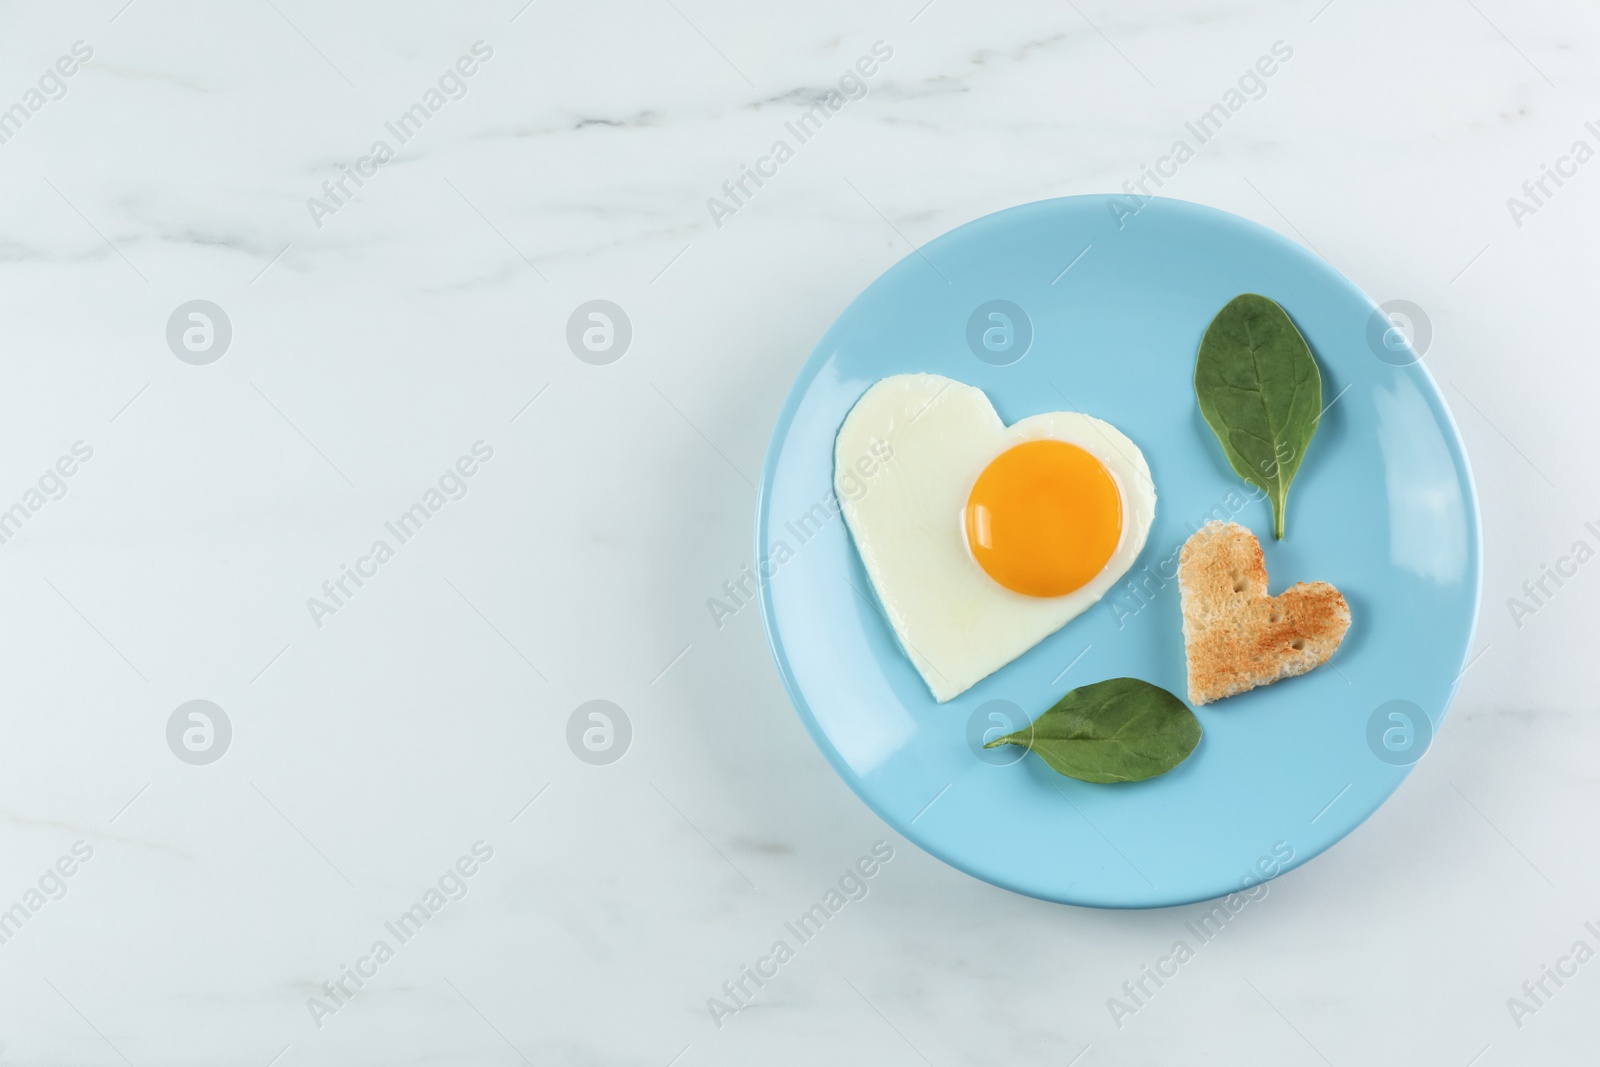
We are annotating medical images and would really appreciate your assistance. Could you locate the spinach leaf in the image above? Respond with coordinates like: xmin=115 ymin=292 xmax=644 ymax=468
xmin=1194 ymin=293 xmax=1323 ymax=539
xmin=983 ymin=678 xmax=1201 ymax=784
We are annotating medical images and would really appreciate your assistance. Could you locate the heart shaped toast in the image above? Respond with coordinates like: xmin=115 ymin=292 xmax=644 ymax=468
xmin=1178 ymin=521 xmax=1350 ymax=705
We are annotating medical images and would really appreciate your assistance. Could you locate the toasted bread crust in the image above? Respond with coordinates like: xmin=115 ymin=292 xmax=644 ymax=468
xmin=1178 ymin=521 xmax=1350 ymax=705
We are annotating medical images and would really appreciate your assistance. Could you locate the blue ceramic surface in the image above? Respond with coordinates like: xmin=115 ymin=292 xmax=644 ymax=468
xmin=756 ymin=196 xmax=1481 ymax=908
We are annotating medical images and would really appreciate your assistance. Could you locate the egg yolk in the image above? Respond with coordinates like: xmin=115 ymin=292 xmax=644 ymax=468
xmin=964 ymin=440 xmax=1123 ymax=598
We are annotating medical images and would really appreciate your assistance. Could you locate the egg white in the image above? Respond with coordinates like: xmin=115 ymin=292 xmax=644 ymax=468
xmin=836 ymin=373 xmax=1156 ymax=703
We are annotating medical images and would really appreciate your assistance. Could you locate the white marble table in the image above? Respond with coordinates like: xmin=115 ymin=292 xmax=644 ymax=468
xmin=0 ymin=0 xmax=1593 ymax=1063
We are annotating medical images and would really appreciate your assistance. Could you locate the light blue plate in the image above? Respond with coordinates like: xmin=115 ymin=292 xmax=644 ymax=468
xmin=756 ymin=196 xmax=1480 ymax=908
